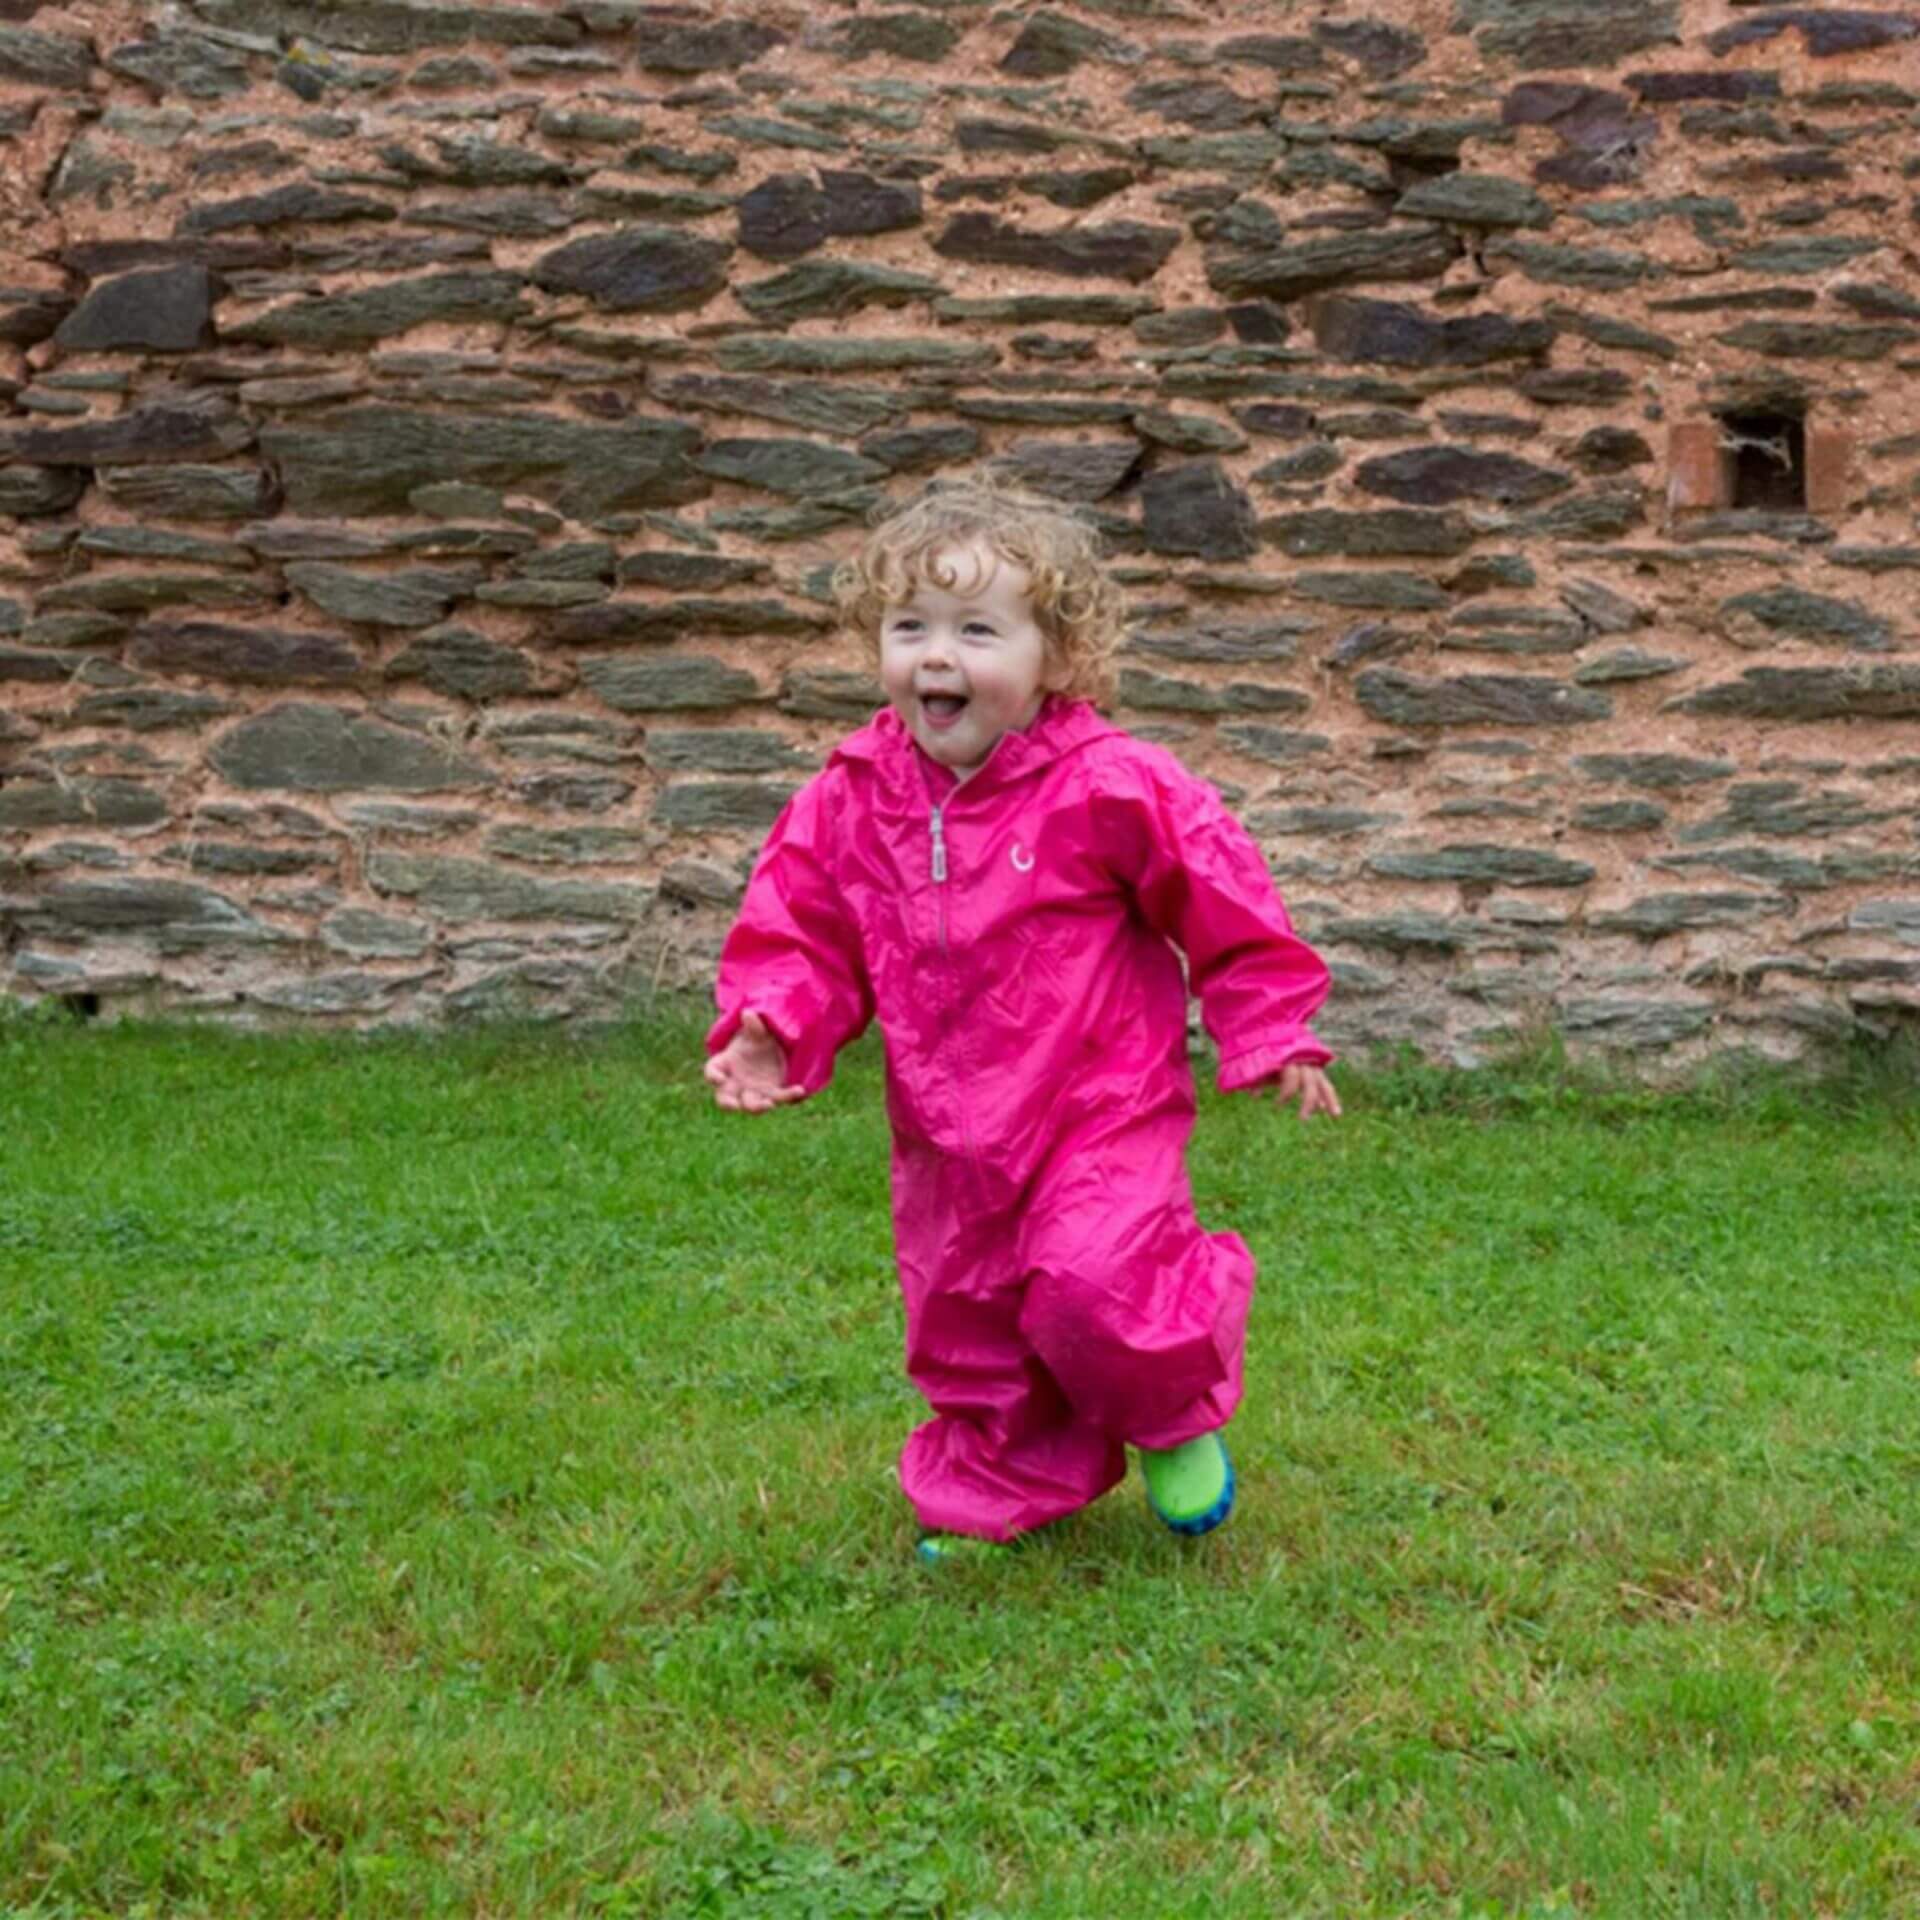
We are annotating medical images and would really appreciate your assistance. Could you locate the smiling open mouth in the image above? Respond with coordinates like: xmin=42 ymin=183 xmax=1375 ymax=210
xmin=921 ymin=694 xmax=968 ymax=723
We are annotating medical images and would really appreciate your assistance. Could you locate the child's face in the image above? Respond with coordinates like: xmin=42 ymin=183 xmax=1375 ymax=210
xmin=878 ymin=541 xmax=1050 ymax=776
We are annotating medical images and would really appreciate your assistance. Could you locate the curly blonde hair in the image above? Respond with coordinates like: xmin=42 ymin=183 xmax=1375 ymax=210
xmin=831 ymin=468 xmax=1128 ymax=705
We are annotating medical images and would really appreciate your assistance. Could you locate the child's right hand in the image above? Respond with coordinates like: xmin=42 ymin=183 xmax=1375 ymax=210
xmin=704 ymin=1011 xmax=807 ymax=1113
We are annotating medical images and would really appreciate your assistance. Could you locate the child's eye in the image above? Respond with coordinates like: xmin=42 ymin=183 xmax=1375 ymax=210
xmin=962 ymin=622 xmax=996 ymax=637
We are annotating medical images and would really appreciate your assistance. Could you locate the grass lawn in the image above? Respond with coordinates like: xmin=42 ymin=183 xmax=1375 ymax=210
xmin=1 ymin=1006 xmax=1917 ymax=1918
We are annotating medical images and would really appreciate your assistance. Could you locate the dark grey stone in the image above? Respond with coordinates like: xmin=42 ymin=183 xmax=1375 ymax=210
xmin=231 ymin=269 xmax=528 ymax=348
xmin=1681 ymin=780 xmax=1891 ymax=842
xmin=653 ymin=372 xmax=904 ymax=438
xmin=1396 ymin=174 xmax=1550 ymax=228
xmin=1656 ymin=845 xmax=1906 ymax=890
xmin=1263 ymin=509 xmax=1475 ymax=557
xmin=555 ymin=597 xmax=827 ymax=644
xmin=1141 ymin=460 xmax=1256 ymax=561
xmin=1719 ymin=587 xmax=1892 ymax=652
xmin=580 ymin=656 xmax=761 ymax=711
xmin=407 ymin=193 xmax=580 ymax=238
xmin=1575 ymin=799 xmax=1667 ymax=832
xmin=0 ymin=466 xmax=87 ymax=516
xmin=1310 ymin=296 xmax=1553 ymax=369
xmin=1486 ymin=239 xmax=1649 ymax=290
xmin=1000 ymin=8 xmax=1139 ymax=76
xmin=531 ymin=226 xmax=730 ymax=313
xmin=1124 ymin=615 xmax=1301 ymax=673
xmin=1293 ymin=572 xmax=1448 ymax=611
xmin=0 ymin=778 xmax=168 ymax=831
xmin=0 ymin=399 xmax=252 ymax=468
xmin=1367 ymin=844 xmax=1596 ymax=887
xmin=210 ymin=703 xmax=490 ymax=791
xmin=66 ymin=689 xmax=236 ymax=732
xmin=486 ymin=825 xmax=647 ymax=866
xmin=1460 ymin=0 xmax=1681 ymax=67
xmin=1518 ymin=370 xmax=1632 ymax=408
xmin=717 ymin=335 xmax=992 ymax=375
xmin=262 ymin=408 xmax=704 ymax=518
xmin=0 ymin=23 xmax=92 ymax=85
xmin=1217 ymin=724 xmax=1332 ymax=765
xmin=617 ymin=552 xmax=770 ymax=591
xmin=1590 ymin=893 xmax=1788 ymax=937
xmin=53 ymin=266 xmax=217 ymax=353
xmin=861 ymin=425 xmax=985 ymax=473
xmin=738 ymin=260 xmax=945 ymax=322
xmin=934 ymin=214 xmax=1178 ymax=282
xmin=318 ymin=909 xmax=434 ymax=959
xmin=1208 ymin=226 xmax=1459 ymax=301
xmin=180 ymin=183 xmax=396 ymax=233
xmin=632 ymin=16 xmax=785 ymax=70
xmin=385 ymin=626 xmax=536 ymax=699
xmin=828 ymin=12 xmax=962 ymax=61
xmin=778 ymin=668 xmax=883 ymax=720
xmin=1561 ymin=998 xmax=1712 ymax=1048
xmin=1315 ymin=18 xmax=1426 ymax=75
xmin=647 ymin=729 xmax=816 ymax=775
xmin=23 ymin=879 xmax=258 ymax=936
xmin=1574 ymin=647 xmax=1689 ymax=684
xmin=104 ymin=30 xmax=248 ymax=97
xmin=691 ymin=438 xmax=887 ymax=499
xmin=20 ymin=612 xmax=127 ymax=649
xmin=1356 ymin=669 xmax=1612 ymax=727
xmin=1709 ymin=9 xmax=1916 ymax=56
xmin=37 ymin=573 xmax=272 ymax=615
xmin=284 ymin=563 xmax=481 ymax=628
xmin=369 ymin=852 xmax=648 ymax=921
xmin=128 ymin=622 xmax=363 ymax=685
xmin=1313 ymin=910 xmax=1555 ymax=955
xmin=1000 ymin=439 xmax=1142 ymax=502
xmin=1252 ymin=444 xmax=1343 ymax=487
xmin=1669 ymin=667 xmax=1920 ymax=720
xmin=0 ymin=287 xmax=73 ymax=347
xmin=1574 ymin=752 xmax=1734 ymax=790
xmin=738 ymin=170 xmax=922 ymax=261
xmin=654 ymin=781 xmax=798 ymax=833
xmin=193 ymin=0 xmax=580 ymax=51
xmin=1356 ymin=446 xmax=1573 ymax=508
xmin=1719 ymin=321 xmax=1919 ymax=361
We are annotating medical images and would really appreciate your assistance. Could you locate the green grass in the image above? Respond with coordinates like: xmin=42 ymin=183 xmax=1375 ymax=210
xmin=2 ymin=1005 xmax=1917 ymax=1917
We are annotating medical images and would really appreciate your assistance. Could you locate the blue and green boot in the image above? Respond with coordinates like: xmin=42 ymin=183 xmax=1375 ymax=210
xmin=1140 ymin=1431 xmax=1235 ymax=1536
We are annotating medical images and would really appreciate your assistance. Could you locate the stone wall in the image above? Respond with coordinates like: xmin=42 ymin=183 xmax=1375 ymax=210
xmin=3 ymin=0 xmax=1920 ymax=1059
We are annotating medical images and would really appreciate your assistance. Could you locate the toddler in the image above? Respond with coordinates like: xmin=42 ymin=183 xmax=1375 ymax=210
xmin=704 ymin=473 xmax=1338 ymax=1561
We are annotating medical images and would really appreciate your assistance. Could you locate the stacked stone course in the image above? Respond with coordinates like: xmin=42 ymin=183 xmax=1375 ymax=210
xmin=3 ymin=0 xmax=1920 ymax=1059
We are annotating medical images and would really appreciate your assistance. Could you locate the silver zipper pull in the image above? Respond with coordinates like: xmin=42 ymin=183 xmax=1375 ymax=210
xmin=929 ymin=806 xmax=948 ymax=883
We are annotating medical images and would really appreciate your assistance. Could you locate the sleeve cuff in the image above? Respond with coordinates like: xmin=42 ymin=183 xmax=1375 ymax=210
xmin=1216 ymin=1031 xmax=1334 ymax=1093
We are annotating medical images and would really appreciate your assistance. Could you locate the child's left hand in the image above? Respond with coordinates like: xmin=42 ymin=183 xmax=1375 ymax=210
xmin=1263 ymin=1063 xmax=1342 ymax=1121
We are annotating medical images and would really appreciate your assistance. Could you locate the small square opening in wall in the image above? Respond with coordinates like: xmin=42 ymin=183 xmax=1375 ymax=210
xmin=1718 ymin=408 xmax=1807 ymax=510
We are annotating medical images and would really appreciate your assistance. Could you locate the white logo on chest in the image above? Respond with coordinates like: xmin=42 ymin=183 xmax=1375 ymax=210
xmin=1010 ymin=842 xmax=1035 ymax=873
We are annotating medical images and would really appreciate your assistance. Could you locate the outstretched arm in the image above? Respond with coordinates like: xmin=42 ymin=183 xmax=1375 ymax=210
xmin=707 ymin=775 xmax=873 ymax=1107
xmin=1098 ymin=749 xmax=1337 ymax=1104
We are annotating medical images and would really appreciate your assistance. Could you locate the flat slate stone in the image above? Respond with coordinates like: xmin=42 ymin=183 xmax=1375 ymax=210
xmin=385 ymin=626 xmax=537 ymax=699
xmin=0 ymin=23 xmax=93 ymax=85
xmin=1575 ymin=799 xmax=1667 ymax=831
xmin=1460 ymin=0 xmax=1681 ymax=67
xmin=0 ymin=466 xmax=87 ymax=516
xmin=631 ymin=15 xmax=785 ymax=70
xmin=1668 ymin=667 xmax=1920 ymax=720
xmin=1356 ymin=668 xmax=1612 ymax=727
xmin=285 ymin=563 xmax=482 ymax=628
xmin=1293 ymin=571 xmax=1449 ymax=611
xmin=1395 ymin=175 xmax=1550 ymax=228
xmin=652 ymin=372 xmax=904 ymax=438
xmin=209 ymin=703 xmax=490 ymax=791
xmin=1001 ymin=439 xmax=1142 ymax=502
xmin=1574 ymin=752 xmax=1734 ymax=789
xmin=934 ymin=214 xmax=1178 ymax=282
xmin=229 ymin=270 xmax=525 ymax=347
xmin=862 ymin=424 xmax=985 ymax=472
xmin=1208 ymin=226 xmax=1459 ymax=301
xmin=21 ymin=878 xmax=256 ymax=934
xmin=555 ymin=596 xmax=826 ymax=644
xmin=1589 ymin=892 xmax=1787 ymax=937
xmin=647 ymin=729 xmax=815 ymax=775
xmin=67 ymin=688 xmax=236 ymax=732
xmin=1719 ymin=587 xmax=1892 ymax=652
xmin=692 ymin=438 xmax=888 ymax=499
xmin=1707 ymin=9 xmax=1919 ymax=56
xmin=1356 ymin=446 xmax=1573 ymax=507
xmin=180 ymin=183 xmax=397 ymax=234
xmin=0 ymin=399 xmax=252 ymax=467
xmin=0 ymin=777 xmax=168 ymax=831
xmin=1217 ymin=724 xmax=1333 ymax=765
xmin=828 ymin=11 xmax=963 ymax=61
xmin=1311 ymin=296 xmax=1553 ymax=368
xmin=53 ymin=266 xmax=218 ymax=353
xmin=654 ymin=780 xmax=799 ymax=833
xmin=779 ymin=668 xmax=883 ymax=720
xmin=1574 ymin=647 xmax=1689 ymax=684
xmin=1719 ymin=321 xmax=1919 ymax=360
xmin=618 ymin=552 xmax=770 ymax=591
xmin=532 ymin=226 xmax=732 ymax=313
xmin=1140 ymin=460 xmax=1256 ymax=561
xmin=37 ymin=572 xmax=272 ymax=615
xmin=1367 ymin=844 xmax=1596 ymax=887
xmin=1262 ymin=509 xmax=1474 ymax=558
xmin=738 ymin=260 xmax=945 ymax=322
xmin=1486 ymin=239 xmax=1649 ymax=290
xmin=580 ymin=656 xmax=762 ymax=711
xmin=127 ymin=622 xmax=363 ymax=685
xmin=262 ymin=408 xmax=705 ymax=518
xmin=738 ymin=170 xmax=922 ymax=261
xmin=1561 ymin=998 xmax=1713 ymax=1048
xmin=0 ymin=287 xmax=73 ymax=347
xmin=369 ymin=852 xmax=648 ymax=921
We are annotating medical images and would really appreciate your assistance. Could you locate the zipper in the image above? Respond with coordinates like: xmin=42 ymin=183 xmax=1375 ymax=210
xmin=929 ymin=804 xmax=948 ymax=886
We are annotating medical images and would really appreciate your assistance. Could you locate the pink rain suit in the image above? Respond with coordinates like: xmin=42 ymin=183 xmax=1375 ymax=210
xmin=709 ymin=696 xmax=1332 ymax=1541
